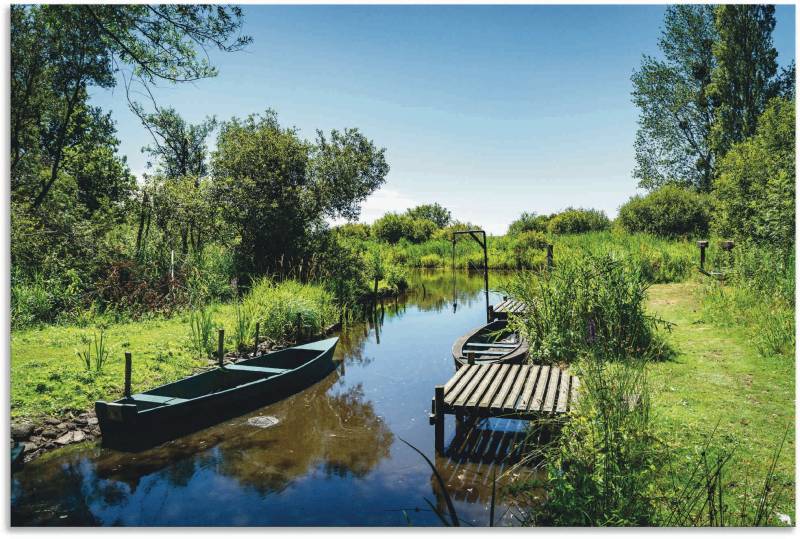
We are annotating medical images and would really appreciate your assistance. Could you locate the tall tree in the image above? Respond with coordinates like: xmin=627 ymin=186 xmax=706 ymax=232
xmin=406 ymin=203 xmax=452 ymax=228
xmin=141 ymin=108 xmax=217 ymax=180
xmin=708 ymin=5 xmax=779 ymax=158
xmin=631 ymin=5 xmax=717 ymax=191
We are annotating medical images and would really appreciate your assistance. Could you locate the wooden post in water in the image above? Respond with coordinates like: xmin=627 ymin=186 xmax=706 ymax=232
xmin=217 ymin=329 xmax=225 ymax=368
xmin=434 ymin=385 xmax=445 ymax=453
xmin=124 ymin=352 xmax=132 ymax=398
xmin=697 ymin=240 xmax=709 ymax=271
xmin=546 ymin=244 xmax=554 ymax=270
xmin=253 ymin=322 xmax=260 ymax=356
xmin=468 ymin=351 xmax=476 ymax=365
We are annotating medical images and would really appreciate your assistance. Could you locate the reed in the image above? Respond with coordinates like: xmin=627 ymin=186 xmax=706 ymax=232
xmin=188 ymin=306 xmax=215 ymax=358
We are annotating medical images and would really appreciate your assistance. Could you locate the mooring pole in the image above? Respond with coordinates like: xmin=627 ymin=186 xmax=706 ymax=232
xmin=697 ymin=240 xmax=709 ymax=271
xmin=124 ymin=352 xmax=132 ymax=398
xmin=253 ymin=322 xmax=260 ymax=356
xmin=482 ymin=232 xmax=489 ymax=323
xmin=217 ymin=329 xmax=225 ymax=368
xmin=434 ymin=385 xmax=445 ymax=454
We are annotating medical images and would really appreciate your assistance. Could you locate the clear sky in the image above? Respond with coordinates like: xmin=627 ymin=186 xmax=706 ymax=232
xmin=90 ymin=5 xmax=796 ymax=235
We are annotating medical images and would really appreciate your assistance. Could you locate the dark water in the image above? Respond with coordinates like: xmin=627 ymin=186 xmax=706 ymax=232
xmin=11 ymin=271 xmax=541 ymax=526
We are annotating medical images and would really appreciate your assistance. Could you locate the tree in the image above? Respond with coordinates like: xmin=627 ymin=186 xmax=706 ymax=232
xmin=631 ymin=5 xmax=717 ymax=191
xmin=142 ymin=108 xmax=217 ymax=180
xmin=712 ymin=97 xmax=795 ymax=250
xmin=617 ymin=185 xmax=710 ymax=238
xmin=406 ymin=203 xmax=451 ymax=228
xmin=708 ymin=5 xmax=779 ymax=158
xmin=211 ymin=110 xmax=388 ymax=277
xmin=507 ymin=211 xmax=551 ymax=235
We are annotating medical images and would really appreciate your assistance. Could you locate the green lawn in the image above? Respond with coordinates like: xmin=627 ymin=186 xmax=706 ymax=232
xmin=10 ymin=304 xmax=236 ymax=420
xmin=647 ymin=282 xmax=795 ymax=522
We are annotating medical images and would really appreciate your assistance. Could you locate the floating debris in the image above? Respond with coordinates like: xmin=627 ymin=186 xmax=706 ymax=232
xmin=247 ymin=416 xmax=279 ymax=429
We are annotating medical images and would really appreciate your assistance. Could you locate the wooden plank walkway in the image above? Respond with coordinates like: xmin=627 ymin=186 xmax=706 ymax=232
xmin=430 ymin=364 xmax=579 ymax=452
xmin=490 ymin=297 xmax=528 ymax=319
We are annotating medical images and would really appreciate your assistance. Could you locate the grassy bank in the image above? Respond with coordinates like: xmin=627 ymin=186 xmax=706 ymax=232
xmin=11 ymin=281 xmax=339 ymax=421
xmin=647 ymin=282 xmax=795 ymax=524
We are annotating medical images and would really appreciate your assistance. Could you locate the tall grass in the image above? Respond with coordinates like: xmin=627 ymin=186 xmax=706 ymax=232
xmin=701 ymin=242 xmax=795 ymax=358
xmin=242 ymin=279 xmax=338 ymax=344
xmin=75 ymin=326 xmax=110 ymax=372
xmin=188 ymin=306 xmax=216 ymax=358
xmin=232 ymin=301 xmax=254 ymax=352
xmin=503 ymin=254 xmax=671 ymax=364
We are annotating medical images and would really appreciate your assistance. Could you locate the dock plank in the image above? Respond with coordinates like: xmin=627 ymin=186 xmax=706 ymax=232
xmin=446 ymin=366 xmax=480 ymax=404
xmin=516 ymin=365 xmax=541 ymax=412
xmin=528 ymin=365 xmax=550 ymax=413
xmin=454 ymin=365 xmax=490 ymax=408
xmin=490 ymin=365 xmax=521 ymax=412
xmin=478 ymin=364 xmax=510 ymax=409
xmin=466 ymin=365 xmax=503 ymax=408
xmin=556 ymin=370 xmax=571 ymax=413
xmin=503 ymin=365 xmax=530 ymax=411
xmin=444 ymin=365 xmax=470 ymax=395
xmin=542 ymin=368 xmax=561 ymax=413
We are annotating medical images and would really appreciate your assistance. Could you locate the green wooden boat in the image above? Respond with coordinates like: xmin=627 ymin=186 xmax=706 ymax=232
xmin=95 ymin=337 xmax=339 ymax=449
xmin=452 ymin=320 xmax=528 ymax=368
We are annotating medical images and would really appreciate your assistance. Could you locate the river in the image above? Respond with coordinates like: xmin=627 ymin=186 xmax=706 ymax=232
xmin=11 ymin=270 xmax=541 ymax=526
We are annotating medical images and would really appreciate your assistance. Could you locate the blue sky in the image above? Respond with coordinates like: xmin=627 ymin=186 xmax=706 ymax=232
xmin=90 ymin=5 xmax=796 ymax=234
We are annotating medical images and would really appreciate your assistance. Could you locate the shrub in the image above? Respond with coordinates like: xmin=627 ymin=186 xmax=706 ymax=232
xmin=11 ymin=274 xmax=55 ymax=329
xmin=405 ymin=203 xmax=451 ymax=228
xmin=408 ymin=218 xmax=437 ymax=243
xmin=372 ymin=212 xmax=412 ymax=243
xmin=503 ymin=254 xmax=671 ymax=364
xmin=712 ymin=97 xmax=795 ymax=251
xmin=183 ymin=244 xmax=236 ymax=304
xmin=548 ymin=208 xmax=610 ymax=234
xmin=510 ymin=231 xmax=550 ymax=270
xmin=618 ymin=185 xmax=710 ymax=238
xmin=508 ymin=212 xmax=551 ymax=235
xmin=334 ymin=222 xmax=371 ymax=240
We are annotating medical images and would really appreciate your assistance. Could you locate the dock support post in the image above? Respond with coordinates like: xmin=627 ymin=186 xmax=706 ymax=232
xmin=124 ymin=352 xmax=132 ymax=398
xmin=546 ymin=244 xmax=554 ymax=270
xmin=253 ymin=322 xmax=260 ymax=356
xmin=434 ymin=385 xmax=445 ymax=454
xmin=697 ymin=240 xmax=709 ymax=271
xmin=218 ymin=329 xmax=225 ymax=368
xmin=488 ymin=304 xmax=494 ymax=320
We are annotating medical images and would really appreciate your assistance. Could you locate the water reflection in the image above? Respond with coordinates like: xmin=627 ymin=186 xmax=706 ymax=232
xmin=12 ymin=270 xmax=530 ymax=526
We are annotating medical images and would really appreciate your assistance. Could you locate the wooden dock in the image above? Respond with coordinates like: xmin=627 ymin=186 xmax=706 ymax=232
xmin=489 ymin=297 xmax=528 ymax=320
xmin=430 ymin=364 xmax=579 ymax=452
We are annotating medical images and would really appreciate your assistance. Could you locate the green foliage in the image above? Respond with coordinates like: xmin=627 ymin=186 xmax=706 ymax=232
xmin=539 ymin=357 xmax=658 ymax=526
xmin=334 ymin=222 xmax=371 ymax=240
xmin=617 ymin=185 xmax=710 ymax=238
xmin=232 ymin=301 xmax=255 ymax=353
xmin=631 ymin=5 xmax=717 ymax=191
xmin=510 ymin=231 xmax=551 ymax=270
xmin=709 ymin=5 xmax=779 ymax=158
xmin=504 ymin=254 xmax=671 ymax=364
xmin=419 ymin=254 xmax=444 ymax=268
xmin=712 ymin=97 xmax=795 ymax=250
xmin=405 ymin=203 xmax=451 ymax=228
xmin=701 ymin=242 xmax=794 ymax=359
xmin=547 ymin=208 xmax=611 ymax=234
xmin=507 ymin=212 xmax=551 ymax=235
xmin=242 ymin=279 xmax=337 ymax=344
xmin=188 ymin=307 xmax=216 ymax=358
xmin=211 ymin=110 xmax=387 ymax=277
xmin=74 ymin=327 xmax=110 ymax=373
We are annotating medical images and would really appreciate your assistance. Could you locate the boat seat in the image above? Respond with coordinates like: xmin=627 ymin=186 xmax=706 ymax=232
xmin=132 ymin=394 xmax=189 ymax=405
xmin=465 ymin=342 xmax=518 ymax=349
xmin=225 ymin=364 xmax=290 ymax=375
xmin=462 ymin=350 xmax=508 ymax=357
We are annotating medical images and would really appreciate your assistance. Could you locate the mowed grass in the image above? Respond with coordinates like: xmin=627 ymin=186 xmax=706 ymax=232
xmin=646 ymin=282 xmax=795 ymax=521
xmin=11 ymin=304 xmax=236 ymax=420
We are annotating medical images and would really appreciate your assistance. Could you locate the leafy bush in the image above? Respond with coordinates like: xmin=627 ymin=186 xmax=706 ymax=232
xmin=372 ymin=212 xmax=412 ymax=243
xmin=548 ymin=208 xmax=611 ymax=234
xmin=504 ymin=254 xmax=671 ymax=364
xmin=618 ymin=185 xmax=710 ymax=238
xmin=510 ymin=231 xmax=551 ymax=270
xmin=712 ymin=97 xmax=795 ymax=251
xmin=405 ymin=203 xmax=451 ymax=228
xmin=11 ymin=274 xmax=55 ymax=329
xmin=507 ymin=212 xmax=551 ymax=235
xmin=334 ymin=222 xmax=371 ymax=240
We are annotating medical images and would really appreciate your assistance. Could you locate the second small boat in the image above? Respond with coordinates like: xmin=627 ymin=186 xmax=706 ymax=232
xmin=451 ymin=319 xmax=528 ymax=368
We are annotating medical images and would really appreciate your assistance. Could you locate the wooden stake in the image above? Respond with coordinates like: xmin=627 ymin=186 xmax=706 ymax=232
xmin=546 ymin=244 xmax=554 ymax=270
xmin=217 ymin=329 xmax=225 ymax=368
xmin=124 ymin=352 xmax=132 ymax=398
xmin=253 ymin=322 xmax=260 ymax=356
xmin=434 ymin=385 xmax=445 ymax=453
xmin=697 ymin=240 xmax=709 ymax=270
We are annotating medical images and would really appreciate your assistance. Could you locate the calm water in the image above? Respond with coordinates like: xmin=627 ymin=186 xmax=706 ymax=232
xmin=11 ymin=271 xmax=540 ymax=526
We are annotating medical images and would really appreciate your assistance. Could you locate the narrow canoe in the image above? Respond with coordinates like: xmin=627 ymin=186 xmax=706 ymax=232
xmin=95 ymin=337 xmax=339 ymax=449
xmin=451 ymin=320 xmax=528 ymax=368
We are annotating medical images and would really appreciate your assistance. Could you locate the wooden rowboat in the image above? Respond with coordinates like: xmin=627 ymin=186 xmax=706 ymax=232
xmin=95 ymin=337 xmax=339 ymax=449
xmin=451 ymin=320 xmax=528 ymax=368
